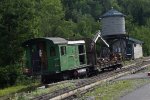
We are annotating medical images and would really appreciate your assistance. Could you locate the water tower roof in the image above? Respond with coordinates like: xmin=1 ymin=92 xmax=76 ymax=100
xmin=102 ymin=8 xmax=125 ymax=18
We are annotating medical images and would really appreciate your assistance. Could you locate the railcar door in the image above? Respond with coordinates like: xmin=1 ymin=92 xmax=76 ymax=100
xmin=48 ymin=45 xmax=60 ymax=72
xmin=30 ymin=42 xmax=48 ymax=74
xmin=78 ymin=44 xmax=86 ymax=65
xmin=126 ymin=44 xmax=133 ymax=59
xmin=38 ymin=43 xmax=48 ymax=72
xmin=31 ymin=45 xmax=41 ymax=74
xmin=60 ymin=45 xmax=68 ymax=70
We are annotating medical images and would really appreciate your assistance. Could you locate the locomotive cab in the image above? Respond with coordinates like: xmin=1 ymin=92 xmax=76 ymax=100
xmin=22 ymin=37 xmax=68 ymax=75
xmin=22 ymin=37 xmax=88 ymax=81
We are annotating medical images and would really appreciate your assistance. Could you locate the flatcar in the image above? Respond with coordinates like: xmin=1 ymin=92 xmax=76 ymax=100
xmin=22 ymin=31 xmax=123 ymax=83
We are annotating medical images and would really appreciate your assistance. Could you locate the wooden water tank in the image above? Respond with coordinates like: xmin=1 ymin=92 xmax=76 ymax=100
xmin=101 ymin=8 xmax=126 ymax=36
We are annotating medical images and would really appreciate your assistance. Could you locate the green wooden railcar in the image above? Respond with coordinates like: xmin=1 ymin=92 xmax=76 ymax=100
xmin=22 ymin=37 xmax=88 ymax=82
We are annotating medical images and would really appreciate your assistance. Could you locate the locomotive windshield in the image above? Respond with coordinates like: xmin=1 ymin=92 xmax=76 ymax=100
xmin=50 ymin=46 xmax=56 ymax=56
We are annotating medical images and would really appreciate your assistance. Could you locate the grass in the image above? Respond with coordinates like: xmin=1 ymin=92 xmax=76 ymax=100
xmin=0 ymin=81 xmax=40 ymax=99
xmin=0 ymin=58 xmax=148 ymax=99
xmin=123 ymin=57 xmax=145 ymax=66
xmin=143 ymin=66 xmax=150 ymax=72
xmin=123 ymin=60 xmax=133 ymax=66
xmin=6 ymin=80 xmax=76 ymax=100
xmin=29 ymin=82 xmax=75 ymax=97
xmin=82 ymin=79 xmax=150 ymax=100
xmin=0 ymin=85 xmax=27 ymax=97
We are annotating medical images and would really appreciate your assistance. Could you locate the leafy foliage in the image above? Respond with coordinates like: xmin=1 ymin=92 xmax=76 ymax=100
xmin=0 ymin=65 xmax=20 ymax=88
xmin=0 ymin=0 xmax=40 ymax=65
xmin=0 ymin=0 xmax=150 ymax=88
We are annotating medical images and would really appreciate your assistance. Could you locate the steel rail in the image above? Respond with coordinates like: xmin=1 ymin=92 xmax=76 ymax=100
xmin=32 ymin=59 xmax=150 ymax=100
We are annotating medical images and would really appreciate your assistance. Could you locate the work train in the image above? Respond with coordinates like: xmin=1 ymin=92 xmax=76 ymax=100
xmin=22 ymin=31 xmax=123 ymax=83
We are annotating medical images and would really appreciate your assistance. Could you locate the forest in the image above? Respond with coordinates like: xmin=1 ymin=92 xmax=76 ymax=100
xmin=0 ymin=0 xmax=150 ymax=88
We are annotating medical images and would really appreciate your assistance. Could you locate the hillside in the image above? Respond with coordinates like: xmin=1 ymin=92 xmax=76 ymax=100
xmin=0 ymin=0 xmax=150 ymax=88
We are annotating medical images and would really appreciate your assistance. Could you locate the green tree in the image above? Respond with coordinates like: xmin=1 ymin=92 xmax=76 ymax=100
xmin=77 ymin=14 xmax=100 ymax=38
xmin=39 ymin=0 xmax=64 ymax=37
xmin=0 ymin=0 xmax=40 ymax=66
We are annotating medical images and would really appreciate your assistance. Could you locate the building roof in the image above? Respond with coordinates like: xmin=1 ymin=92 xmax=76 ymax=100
xmin=101 ymin=8 xmax=125 ymax=18
xmin=22 ymin=37 xmax=68 ymax=46
xmin=128 ymin=37 xmax=144 ymax=44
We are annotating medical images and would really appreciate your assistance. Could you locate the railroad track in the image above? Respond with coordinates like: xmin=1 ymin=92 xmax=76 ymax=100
xmin=31 ymin=59 xmax=150 ymax=100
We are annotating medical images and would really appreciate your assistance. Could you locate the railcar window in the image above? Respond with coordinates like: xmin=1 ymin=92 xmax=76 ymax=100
xmin=61 ymin=46 xmax=66 ymax=55
xmin=79 ymin=55 xmax=85 ymax=64
xmin=134 ymin=44 xmax=136 ymax=47
xmin=78 ymin=45 xmax=84 ymax=54
xmin=50 ymin=46 xmax=56 ymax=56
xmin=78 ymin=45 xmax=86 ymax=64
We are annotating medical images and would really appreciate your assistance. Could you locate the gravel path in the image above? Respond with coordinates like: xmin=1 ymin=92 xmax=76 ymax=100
xmin=118 ymin=72 xmax=150 ymax=100
xmin=120 ymin=83 xmax=150 ymax=100
xmin=115 ymin=72 xmax=150 ymax=81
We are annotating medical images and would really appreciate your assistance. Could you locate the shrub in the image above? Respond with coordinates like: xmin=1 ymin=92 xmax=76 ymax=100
xmin=0 ymin=65 xmax=21 ymax=88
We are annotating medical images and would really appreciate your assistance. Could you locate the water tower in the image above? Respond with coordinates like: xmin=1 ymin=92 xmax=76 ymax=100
xmin=100 ymin=8 xmax=128 ymax=57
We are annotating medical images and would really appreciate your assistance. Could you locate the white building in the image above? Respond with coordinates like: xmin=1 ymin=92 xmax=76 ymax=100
xmin=126 ymin=37 xmax=143 ymax=59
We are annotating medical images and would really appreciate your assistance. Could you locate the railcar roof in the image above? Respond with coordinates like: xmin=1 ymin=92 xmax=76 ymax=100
xmin=68 ymin=40 xmax=85 ymax=44
xmin=22 ymin=37 xmax=68 ymax=46
xmin=22 ymin=37 xmax=85 ymax=47
xmin=45 ymin=37 xmax=68 ymax=44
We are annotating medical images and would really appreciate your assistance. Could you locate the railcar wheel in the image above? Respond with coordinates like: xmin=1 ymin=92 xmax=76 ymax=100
xmin=101 ymin=68 xmax=105 ymax=72
xmin=62 ymin=74 xmax=70 ymax=80
xmin=73 ymin=71 xmax=79 ymax=79
xmin=119 ymin=64 xmax=123 ymax=69
xmin=114 ymin=66 xmax=117 ymax=70
xmin=41 ymin=75 xmax=47 ymax=84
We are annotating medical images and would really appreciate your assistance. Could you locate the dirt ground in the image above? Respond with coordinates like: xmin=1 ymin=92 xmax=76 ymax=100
xmin=118 ymin=72 xmax=150 ymax=100
xmin=120 ymin=83 xmax=150 ymax=100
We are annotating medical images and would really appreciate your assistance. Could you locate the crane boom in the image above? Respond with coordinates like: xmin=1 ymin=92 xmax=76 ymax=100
xmin=92 ymin=30 xmax=109 ymax=47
